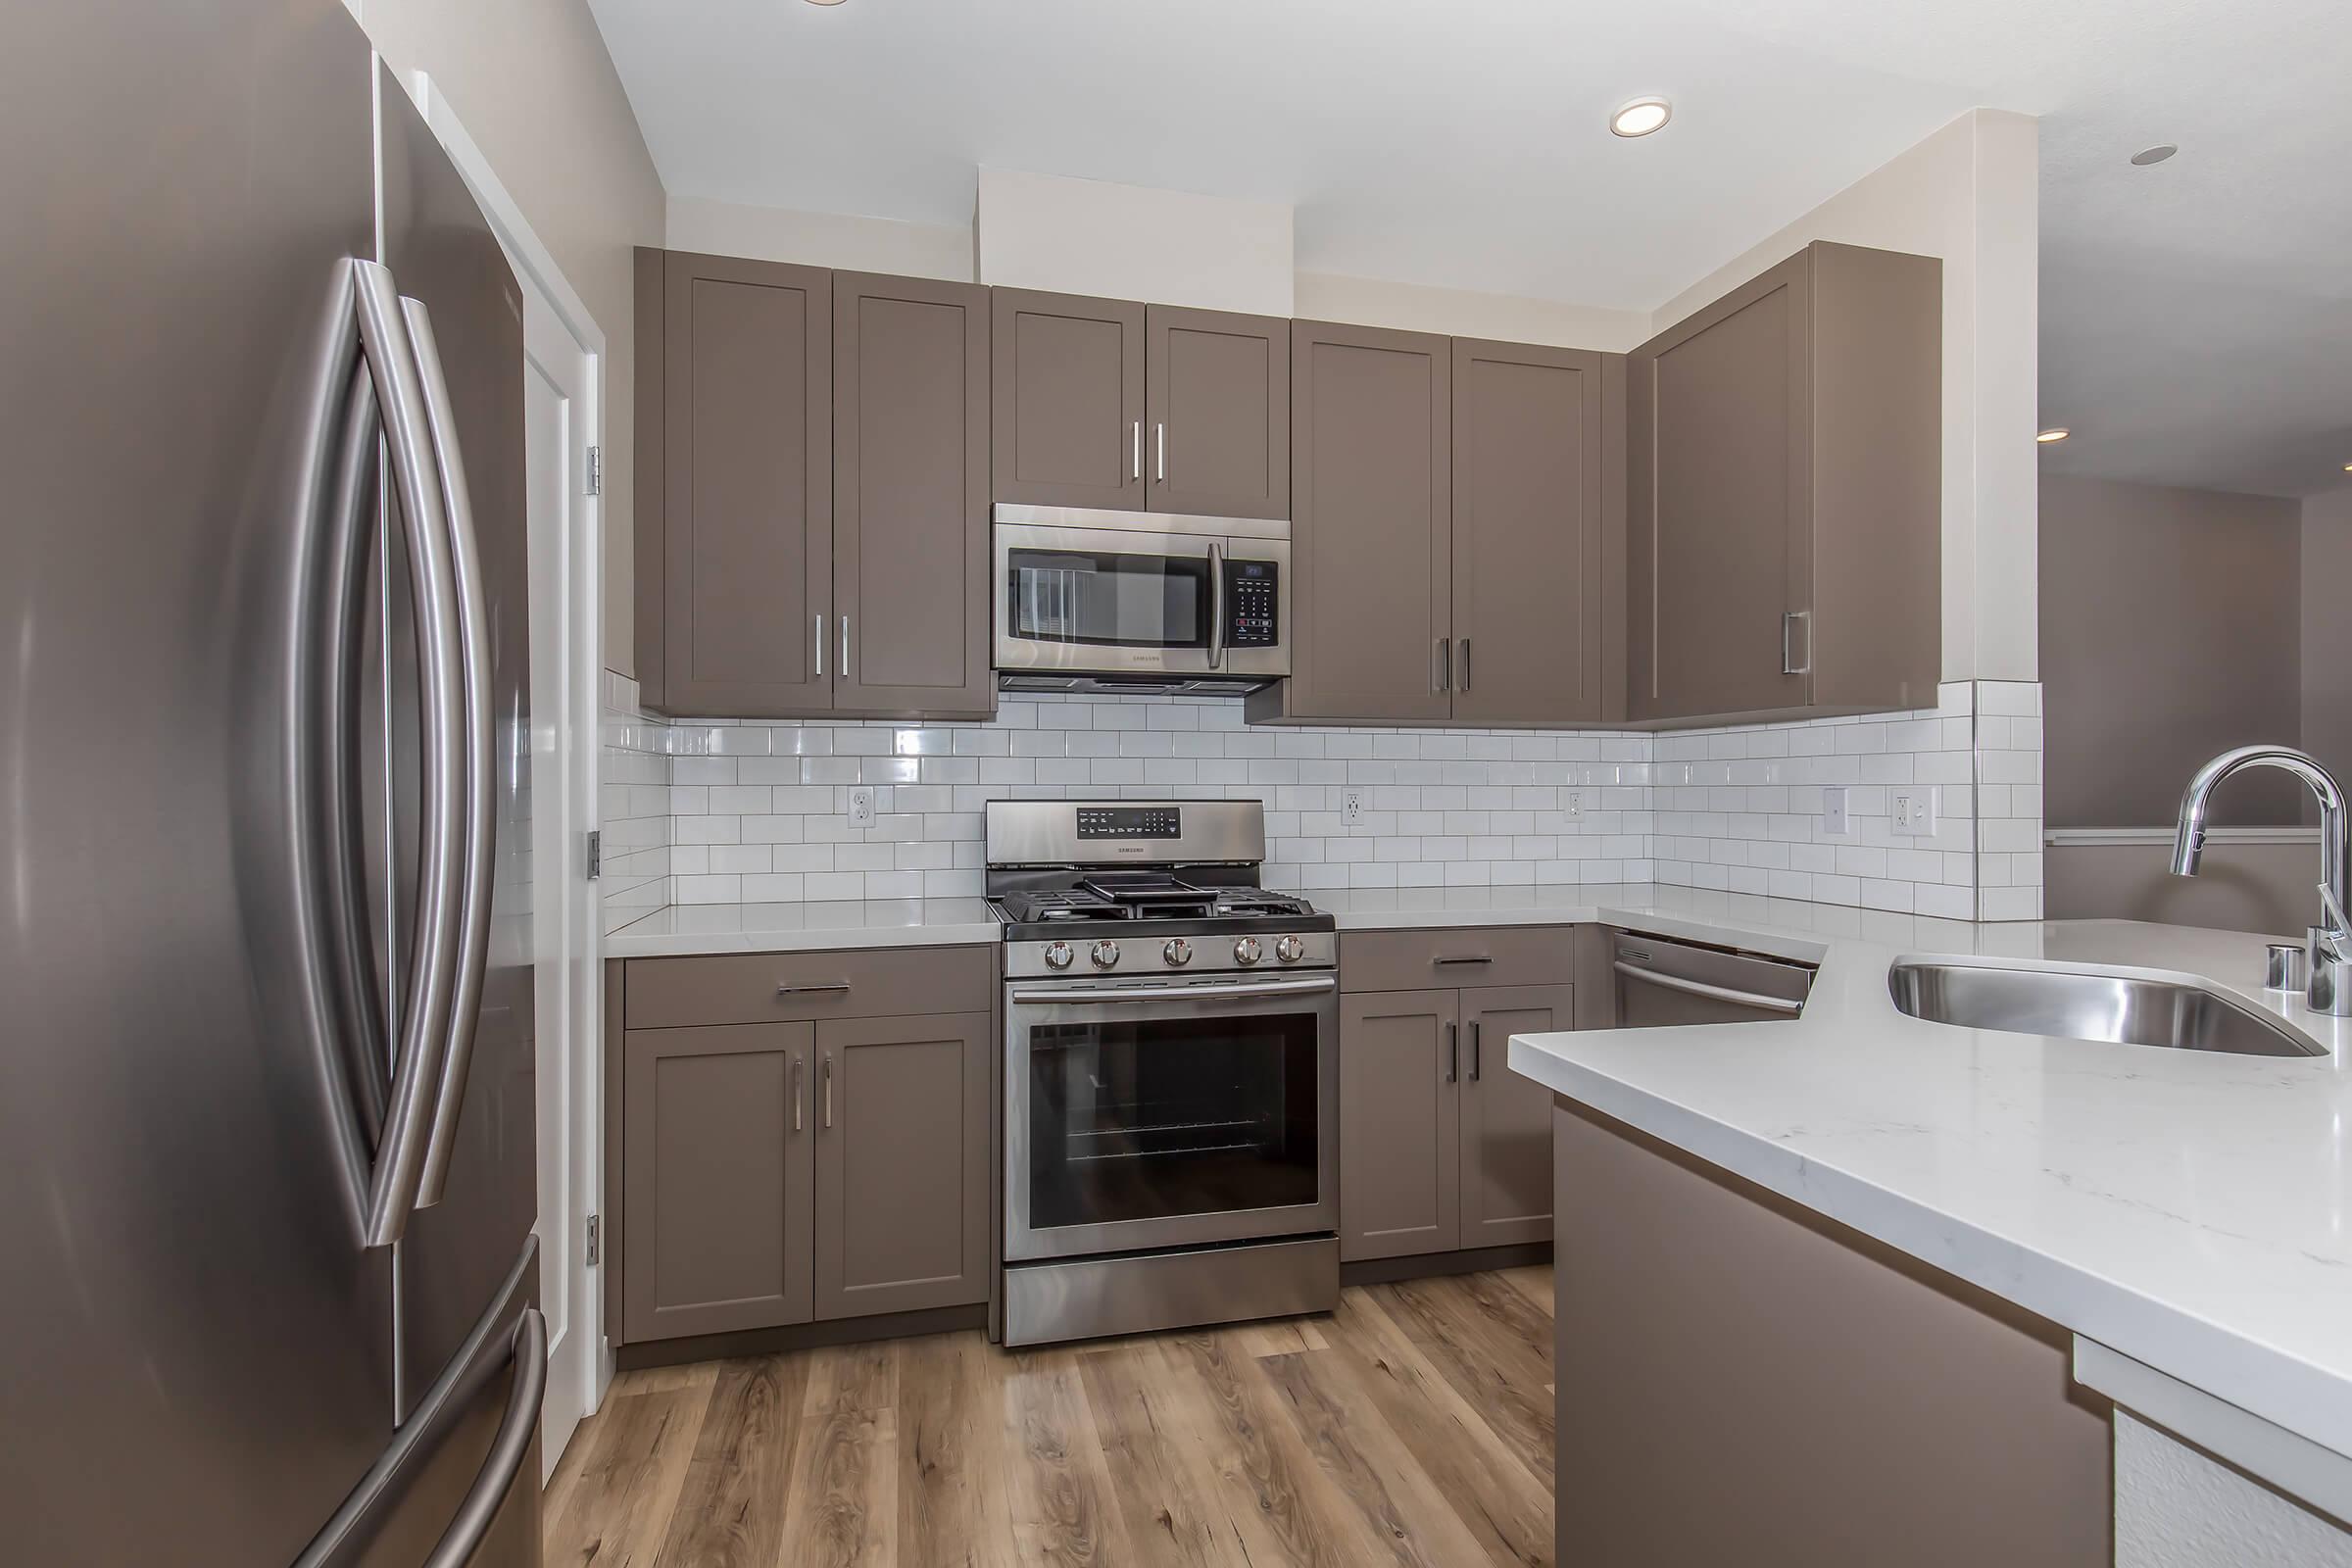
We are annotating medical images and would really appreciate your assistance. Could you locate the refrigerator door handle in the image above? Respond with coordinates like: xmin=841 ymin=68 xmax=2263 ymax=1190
xmin=350 ymin=259 xmax=466 ymax=1248
xmin=399 ymin=298 xmax=496 ymax=1209
xmin=420 ymin=1305 xmax=546 ymax=1568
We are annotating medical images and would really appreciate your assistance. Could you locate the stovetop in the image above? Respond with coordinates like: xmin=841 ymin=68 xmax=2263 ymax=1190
xmin=991 ymin=877 xmax=1332 ymax=943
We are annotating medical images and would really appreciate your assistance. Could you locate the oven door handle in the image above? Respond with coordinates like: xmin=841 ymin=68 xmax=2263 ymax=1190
xmin=1010 ymin=975 xmax=1337 ymax=1005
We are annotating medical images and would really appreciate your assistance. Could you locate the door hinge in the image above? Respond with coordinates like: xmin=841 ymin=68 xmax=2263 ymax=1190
xmin=584 ymin=444 xmax=603 ymax=496
xmin=585 ymin=1213 xmax=602 ymax=1267
xmin=585 ymin=829 xmax=602 ymax=881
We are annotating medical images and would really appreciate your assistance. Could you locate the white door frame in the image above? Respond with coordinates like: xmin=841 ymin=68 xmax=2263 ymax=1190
xmin=409 ymin=73 xmax=615 ymax=1455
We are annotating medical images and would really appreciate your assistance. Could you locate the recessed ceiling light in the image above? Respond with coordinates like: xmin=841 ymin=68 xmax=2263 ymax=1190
xmin=1611 ymin=97 xmax=1672 ymax=138
xmin=2036 ymin=428 xmax=2072 ymax=444
xmin=806 ymin=0 xmax=848 ymax=6
xmin=2130 ymin=144 xmax=2178 ymax=166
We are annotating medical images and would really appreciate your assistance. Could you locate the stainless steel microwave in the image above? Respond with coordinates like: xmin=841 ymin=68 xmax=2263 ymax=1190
xmin=993 ymin=504 xmax=1291 ymax=694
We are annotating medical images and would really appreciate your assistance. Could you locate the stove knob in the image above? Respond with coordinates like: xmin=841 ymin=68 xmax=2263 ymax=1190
xmin=1090 ymin=939 xmax=1121 ymax=970
xmin=1042 ymin=940 xmax=1074 ymax=971
xmin=1163 ymin=938 xmax=1193 ymax=968
xmin=1275 ymin=935 xmax=1305 ymax=964
xmin=1234 ymin=936 xmax=1264 ymax=966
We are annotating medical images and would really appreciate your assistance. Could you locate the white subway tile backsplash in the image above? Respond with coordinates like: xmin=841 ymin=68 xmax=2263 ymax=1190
xmin=597 ymin=679 xmax=2044 ymax=922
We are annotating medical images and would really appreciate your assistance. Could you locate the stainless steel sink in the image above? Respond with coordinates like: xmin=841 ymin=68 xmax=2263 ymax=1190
xmin=1887 ymin=960 xmax=2327 ymax=1057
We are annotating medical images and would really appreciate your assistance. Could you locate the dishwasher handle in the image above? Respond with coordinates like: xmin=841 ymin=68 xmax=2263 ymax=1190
xmin=1612 ymin=959 xmax=1804 ymax=1016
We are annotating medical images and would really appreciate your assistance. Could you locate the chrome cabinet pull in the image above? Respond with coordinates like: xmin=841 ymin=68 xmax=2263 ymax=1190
xmin=1131 ymin=420 xmax=1142 ymax=480
xmin=1156 ymin=421 xmax=1166 ymax=482
xmin=1446 ymin=1020 xmax=1459 ymax=1084
xmin=349 ymin=258 xmax=465 ymax=1249
xmin=814 ymin=612 xmax=825 ymax=677
xmin=822 ymin=1052 xmax=835 ymax=1129
xmin=1433 ymin=955 xmax=1493 ymax=966
xmin=1434 ymin=638 xmax=1452 ymax=693
xmin=1782 ymin=610 xmax=1811 ymax=676
xmin=401 ymin=299 xmax=496 ymax=1210
xmin=792 ymin=1054 xmax=804 ymax=1133
xmin=1470 ymin=1018 xmax=1482 ymax=1081
xmin=840 ymin=612 xmax=851 ymax=676
xmin=1459 ymin=636 xmax=1471 ymax=693
xmin=776 ymin=981 xmax=851 ymax=997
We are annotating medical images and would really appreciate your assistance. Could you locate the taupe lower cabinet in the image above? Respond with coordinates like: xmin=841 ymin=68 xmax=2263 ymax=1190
xmin=1340 ymin=958 xmax=1568 ymax=1262
xmin=634 ymin=252 xmax=993 ymax=718
xmin=992 ymin=288 xmax=1290 ymax=519
xmin=617 ymin=949 xmax=994 ymax=1344
xmin=1628 ymin=240 xmax=1941 ymax=727
xmin=1253 ymin=325 xmax=1618 ymax=727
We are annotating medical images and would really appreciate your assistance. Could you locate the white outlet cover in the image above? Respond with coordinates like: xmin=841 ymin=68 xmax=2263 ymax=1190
xmin=1342 ymin=789 xmax=1365 ymax=825
xmin=1561 ymin=790 xmax=1583 ymax=819
xmin=1821 ymin=785 xmax=1850 ymax=837
xmin=848 ymin=786 xmax=876 ymax=827
xmin=1890 ymin=788 xmax=1936 ymax=837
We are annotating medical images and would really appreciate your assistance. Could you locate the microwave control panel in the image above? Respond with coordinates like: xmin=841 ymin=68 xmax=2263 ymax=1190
xmin=1222 ymin=559 xmax=1280 ymax=647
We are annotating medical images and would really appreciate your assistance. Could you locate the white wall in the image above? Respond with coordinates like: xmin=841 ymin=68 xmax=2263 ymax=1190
xmin=2303 ymin=488 xmax=2352 ymax=786
xmin=667 ymin=195 xmax=973 ymax=282
xmin=974 ymin=168 xmax=1294 ymax=316
xmin=1293 ymin=271 xmax=1648 ymax=351
xmin=349 ymin=0 xmax=664 ymax=680
xmin=2117 ymin=1412 xmax=2352 ymax=1567
xmin=1653 ymin=109 xmax=2041 ymax=685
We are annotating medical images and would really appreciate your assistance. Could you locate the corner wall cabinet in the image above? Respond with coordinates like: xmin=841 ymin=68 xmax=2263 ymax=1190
xmin=1627 ymin=240 xmax=1942 ymax=727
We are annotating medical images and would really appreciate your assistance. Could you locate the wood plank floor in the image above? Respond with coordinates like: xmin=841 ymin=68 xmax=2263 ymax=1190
xmin=545 ymin=1267 xmax=1555 ymax=1568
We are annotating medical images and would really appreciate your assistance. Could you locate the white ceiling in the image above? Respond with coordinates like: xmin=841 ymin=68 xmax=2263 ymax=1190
xmin=590 ymin=0 xmax=2352 ymax=497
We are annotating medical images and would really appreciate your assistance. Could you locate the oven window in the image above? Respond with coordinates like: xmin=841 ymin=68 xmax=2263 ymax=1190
xmin=1006 ymin=548 xmax=1210 ymax=649
xmin=1027 ymin=1009 xmax=1320 ymax=1230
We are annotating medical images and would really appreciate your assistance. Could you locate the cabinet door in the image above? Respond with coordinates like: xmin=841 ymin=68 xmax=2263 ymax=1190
xmin=812 ymin=1012 xmax=992 ymax=1319
xmin=991 ymin=287 xmax=1144 ymax=509
xmin=1290 ymin=321 xmax=1453 ymax=722
xmin=1629 ymin=249 xmax=1811 ymax=721
xmin=833 ymin=272 xmax=993 ymax=717
xmin=1146 ymin=304 xmax=1290 ymax=519
xmin=1458 ymin=985 xmax=1573 ymax=1249
xmin=622 ymin=1023 xmax=813 ymax=1340
xmin=661 ymin=252 xmax=832 ymax=715
xmin=1340 ymin=990 xmax=1460 ymax=1260
xmin=1451 ymin=339 xmax=1609 ymax=725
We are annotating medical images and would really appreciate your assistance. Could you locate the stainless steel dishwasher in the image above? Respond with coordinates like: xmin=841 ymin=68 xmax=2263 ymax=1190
xmin=1611 ymin=930 xmax=1815 ymax=1025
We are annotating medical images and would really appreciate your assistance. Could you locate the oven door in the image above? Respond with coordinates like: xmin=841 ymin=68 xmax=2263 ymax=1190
xmin=1005 ymin=972 xmax=1338 ymax=1261
xmin=994 ymin=514 xmax=1290 ymax=681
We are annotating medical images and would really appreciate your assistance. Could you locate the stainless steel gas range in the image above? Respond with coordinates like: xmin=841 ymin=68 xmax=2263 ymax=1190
xmin=987 ymin=800 xmax=1339 ymax=1347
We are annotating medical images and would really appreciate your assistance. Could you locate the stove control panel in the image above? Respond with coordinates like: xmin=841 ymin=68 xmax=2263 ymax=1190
xmin=1003 ymin=929 xmax=1335 ymax=979
xmin=1075 ymin=806 xmax=1180 ymax=840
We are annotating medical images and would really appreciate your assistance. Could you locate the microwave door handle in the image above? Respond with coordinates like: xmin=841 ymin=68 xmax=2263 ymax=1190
xmin=1207 ymin=543 xmax=1225 ymax=670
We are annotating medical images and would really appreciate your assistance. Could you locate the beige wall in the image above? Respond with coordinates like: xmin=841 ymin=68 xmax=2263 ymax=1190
xmin=1653 ymin=110 xmax=2041 ymax=686
xmin=2303 ymin=488 xmax=2352 ymax=786
xmin=2040 ymin=473 xmax=2304 ymax=827
xmin=1292 ymin=271 xmax=1649 ymax=352
xmin=353 ymin=0 xmax=664 ymax=678
xmin=2045 ymin=837 xmax=2318 ymax=937
xmin=667 ymin=195 xmax=972 ymax=282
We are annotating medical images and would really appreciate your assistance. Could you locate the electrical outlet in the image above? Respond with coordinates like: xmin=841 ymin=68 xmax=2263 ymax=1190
xmin=1561 ymin=790 xmax=1584 ymax=820
xmin=1890 ymin=788 xmax=1936 ymax=837
xmin=1821 ymin=785 xmax=1850 ymax=837
xmin=848 ymin=786 xmax=876 ymax=828
xmin=1342 ymin=789 xmax=1365 ymax=826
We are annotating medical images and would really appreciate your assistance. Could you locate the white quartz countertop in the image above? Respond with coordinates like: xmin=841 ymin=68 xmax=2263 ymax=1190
xmin=605 ymin=882 xmax=1976 ymax=958
xmin=1508 ymin=905 xmax=2352 ymax=1464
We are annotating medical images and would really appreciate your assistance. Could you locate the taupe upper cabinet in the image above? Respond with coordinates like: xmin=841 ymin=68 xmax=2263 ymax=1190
xmin=636 ymin=253 xmax=992 ymax=719
xmin=833 ymin=271 xmax=993 ymax=716
xmin=1628 ymin=240 xmax=1941 ymax=726
xmin=1269 ymin=319 xmax=1454 ymax=723
xmin=1145 ymin=305 xmax=1290 ymax=519
xmin=1450 ymin=338 xmax=1615 ymax=726
xmin=643 ymin=250 xmax=831 ymax=716
xmin=991 ymin=288 xmax=1146 ymax=510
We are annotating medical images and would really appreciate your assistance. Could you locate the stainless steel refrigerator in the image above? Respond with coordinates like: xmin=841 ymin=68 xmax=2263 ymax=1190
xmin=0 ymin=3 xmax=542 ymax=1565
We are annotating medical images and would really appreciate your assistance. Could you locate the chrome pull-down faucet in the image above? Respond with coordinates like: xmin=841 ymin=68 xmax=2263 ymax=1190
xmin=2171 ymin=745 xmax=2352 ymax=1015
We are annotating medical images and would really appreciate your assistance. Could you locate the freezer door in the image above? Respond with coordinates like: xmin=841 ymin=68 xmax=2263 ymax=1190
xmin=0 ymin=3 xmax=396 ymax=1567
xmin=298 ymin=1240 xmax=545 ymax=1568
xmin=374 ymin=64 xmax=539 ymax=1418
